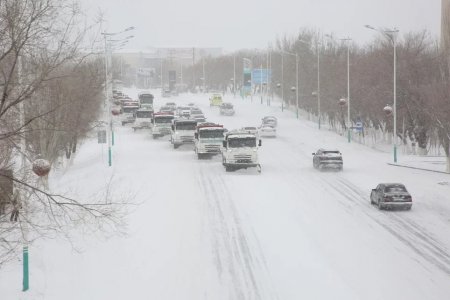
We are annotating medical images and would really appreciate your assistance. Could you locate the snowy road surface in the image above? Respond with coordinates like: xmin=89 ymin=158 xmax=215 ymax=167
xmin=2 ymin=89 xmax=450 ymax=299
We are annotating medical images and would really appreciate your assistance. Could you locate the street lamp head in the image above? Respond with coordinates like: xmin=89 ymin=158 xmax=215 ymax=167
xmin=365 ymin=25 xmax=376 ymax=30
xmin=291 ymin=86 xmax=296 ymax=92
xmin=125 ymin=26 xmax=135 ymax=31
xmin=276 ymin=83 xmax=281 ymax=88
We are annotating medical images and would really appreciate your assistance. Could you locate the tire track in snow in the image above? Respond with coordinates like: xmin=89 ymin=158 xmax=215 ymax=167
xmin=196 ymin=162 xmax=278 ymax=300
xmin=264 ymin=133 xmax=450 ymax=275
xmin=325 ymin=177 xmax=450 ymax=275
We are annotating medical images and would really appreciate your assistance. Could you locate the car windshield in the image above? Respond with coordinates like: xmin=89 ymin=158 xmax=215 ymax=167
xmin=154 ymin=116 xmax=173 ymax=123
xmin=136 ymin=111 xmax=152 ymax=118
xmin=228 ymin=137 xmax=256 ymax=148
xmin=323 ymin=151 xmax=340 ymax=155
xmin=122 ymin=107 xmax=138 ymax=113
xmin=199 ymin=130 xmax=224 ymax=138
xmin=385 ymin=185 xmax=407 ymax=193
xmin=176 ymin=123 xmax=197 ymax=130
xmin=243 ymin=127 xmax=256 ymax=131
xmin=191 ymin=110 xmax=202 ymax=114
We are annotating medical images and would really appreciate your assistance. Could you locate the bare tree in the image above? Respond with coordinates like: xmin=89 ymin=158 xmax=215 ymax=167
xmin=0 ymin=0 xmax=130 ymax=265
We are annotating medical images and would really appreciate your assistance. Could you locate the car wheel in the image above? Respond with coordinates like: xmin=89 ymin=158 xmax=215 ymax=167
xmin=377 ymin=199 xmax=384 ymax=210
xmin=173 ymin=144 xmax=179 ymax=149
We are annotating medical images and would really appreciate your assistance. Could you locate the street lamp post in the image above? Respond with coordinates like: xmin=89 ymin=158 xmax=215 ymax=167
xmin=202 ymin=57 xmax=205 ymax=93
xmin=365 ymin=25 xmax=399 ymax=162
xmin=299 ymin=39 xmax=321 ymax=129
xmin=101 ymin=26 xmax=134 ymax=167
xmin=341 ymin=38 xmax=352 ymax=143
xmin=280 ymin=50 xmax=299 ymax=118
xmin=233 ymin=55 xmax=236 ymax=97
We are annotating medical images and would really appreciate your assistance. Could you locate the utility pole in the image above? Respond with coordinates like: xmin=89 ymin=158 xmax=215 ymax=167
xmin=18 ymin=55 xmax=29 ymax=292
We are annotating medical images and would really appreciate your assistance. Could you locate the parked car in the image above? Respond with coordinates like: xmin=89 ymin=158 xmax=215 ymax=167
xmin=312 ymin=149 xmax=343 ymax=171
xmin=259 ymin=125 xmax=277 ymax=138
xmin=220 ymin=103 xmax=235 ymax=116
xmin=370 ymin=183 xmax=412 ymax=210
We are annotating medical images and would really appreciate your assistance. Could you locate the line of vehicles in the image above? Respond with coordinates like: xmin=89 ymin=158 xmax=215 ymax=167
xmin=111 ymin=90 xmax=413 ymax=210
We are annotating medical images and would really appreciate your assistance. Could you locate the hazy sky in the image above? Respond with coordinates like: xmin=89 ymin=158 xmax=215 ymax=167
xmin=81 ymin=0 xmax=441 ymax=51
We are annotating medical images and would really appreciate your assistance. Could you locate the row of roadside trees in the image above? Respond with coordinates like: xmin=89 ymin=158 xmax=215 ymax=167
xmin=184 ymin=28 xmax=450 ymax=172
xmin=0 ymin=0 xmax=127 ymax=266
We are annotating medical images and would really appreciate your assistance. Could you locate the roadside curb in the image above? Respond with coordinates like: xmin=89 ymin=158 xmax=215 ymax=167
xmin=387 ymin=163 xmax=450 ymax=175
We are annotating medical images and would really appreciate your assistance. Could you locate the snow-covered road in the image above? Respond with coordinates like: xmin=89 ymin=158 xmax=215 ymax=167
xmin=2 ymin=89 xmax=450 ymax=299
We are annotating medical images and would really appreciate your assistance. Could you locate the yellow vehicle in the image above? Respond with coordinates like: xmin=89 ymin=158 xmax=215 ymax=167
xmin=209 ymin=93 xmax=223 ymax=106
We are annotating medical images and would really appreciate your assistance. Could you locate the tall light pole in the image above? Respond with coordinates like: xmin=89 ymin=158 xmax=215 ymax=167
xmin=281 ymin=52 xmax=284 ymax=111
xmin=341 ymin=38 xmax=352 ymax=142
xmin=279 ymin=50 xmax=299 ymax=117
xmin=202 ymin=57 xmax=205 ymax=93
xmin=299 ymin=38 xmax=321 ymax=129
xmin=365 ymin=25 xmax=399 ymax=162
xmin=233 ymin=55 xmax=236 ymax=97
xmin=101 ymin=26 xmax=134 ymax=167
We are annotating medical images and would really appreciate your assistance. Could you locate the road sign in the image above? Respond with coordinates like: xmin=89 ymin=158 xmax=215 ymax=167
xmin=98 ymin=130 xmax=107 ymax=144
xmin=251 ymin=69 xmax=271 ymax=84
xmin=355 ymin=122 xmax=363 ymax=132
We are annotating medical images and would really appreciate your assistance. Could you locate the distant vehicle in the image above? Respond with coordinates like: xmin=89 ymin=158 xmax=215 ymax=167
xmin=259 ymin=125 xmax=277 ymax=138
xmin=222 ymin=130 xmax=262 ymax=172
xmin=132 ymin=109 xmax=153 ymax=131
xmin=187 ymin=102 xmax=196 ymax=107
xmin=190 ymin=108 xmax=205 ymax=122
xmin=159 ymin=106 xmax=175 ymax=114
xmin=138 ymin=92 xmax=154 ymax=110
xmin=370 ymin=183 xmax=412 ymax=210
xmin=194 ymin=123 xmax=225 ymax=159
xmin=312 ymin=149 xmax=343 ymax=171
xmin=170 ymin=119 xmax=198 ymax=149
xmin=261 ymin=116 xmax=277 ymax=127
xmin=151 ymin=112 xmax=175 ymax=138
xmin=120 ymin=101 xmax=140 ymax=125
xmin=175 ymin=106 xmax=192 ymax=118
xmin=241 ymin=126 xmax=259 ymax=138
xmin=220 ymin=103 xmax=235 ymax=116
xmin=162 ymin=89 xmax=171 ymax=98
xmin=209 ymin=93 xmax=223 ymax=106
xmin=165 ymin=102 xmax=177 ymax=110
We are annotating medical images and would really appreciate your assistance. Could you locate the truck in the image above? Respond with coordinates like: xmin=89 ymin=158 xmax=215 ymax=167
xmin=170 ymin=119 xmax=198 ymax=149
xmin=221 ymin=130 xmax=262 ymax=172
xmin=138 ymin=92 xmax=154 ymax=110
xmin=132 ymin=108 xmax=153 ymax=131
xmin=120 ymin=101 xmax=140 ymax=125
xmin=194 ymin=123 xmax=225 ymax=159
xmin=209 ymin=93 xmax=223 ymax=106
xmin=151 ymin=112 xmax=174 ymax=139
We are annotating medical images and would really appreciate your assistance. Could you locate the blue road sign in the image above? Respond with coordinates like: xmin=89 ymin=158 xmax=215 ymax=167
xmin=251 ymin=69 xmax=271 ymax=85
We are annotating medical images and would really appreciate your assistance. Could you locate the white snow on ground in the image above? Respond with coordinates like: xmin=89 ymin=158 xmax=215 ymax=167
xmin=1 ymin=88 xmax=450 ymax=300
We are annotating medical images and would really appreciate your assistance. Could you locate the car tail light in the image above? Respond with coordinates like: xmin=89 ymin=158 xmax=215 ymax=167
xmin=383 ymin=196 xmax=390 ymax=202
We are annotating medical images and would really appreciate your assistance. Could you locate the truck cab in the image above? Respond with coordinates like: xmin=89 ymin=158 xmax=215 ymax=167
xmin=194 ymin=123 xmax=225 ymax=159
xmin=170 ymin=119 xmax=198 ymax=149
xmin=132 ymin=109 xmax=153 ymax=131
xmin=151 ymin=113 xmax=174 ymax=139
xmin=138 ymin=92 xmax=154 ymax=110
xmin=120 ymin=101 xmax=140 ymax=125
xmin=221 ymin=131 xmax=262 ymax=172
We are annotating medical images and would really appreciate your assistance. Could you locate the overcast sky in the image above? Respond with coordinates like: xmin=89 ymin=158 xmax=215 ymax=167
xmin=81 ymin=0 xmax=442 ymax=52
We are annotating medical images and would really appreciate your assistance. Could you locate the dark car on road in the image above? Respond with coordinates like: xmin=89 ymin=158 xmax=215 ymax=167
xmin=312 ymin=149 xmax=343 ymax=171
xmin=370 ymin=183 xmax=412 ymax=210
